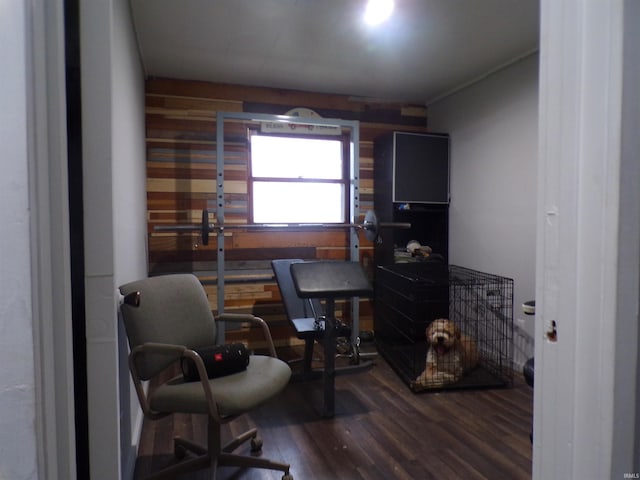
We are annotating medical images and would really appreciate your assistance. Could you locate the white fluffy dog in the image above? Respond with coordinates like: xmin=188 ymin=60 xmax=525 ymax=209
xmin=411 ymin=318 xmax=479 ymax=391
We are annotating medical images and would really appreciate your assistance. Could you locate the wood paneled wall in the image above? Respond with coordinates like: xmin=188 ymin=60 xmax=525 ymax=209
xmin=145 ymin=78 xmax=428 ymax=345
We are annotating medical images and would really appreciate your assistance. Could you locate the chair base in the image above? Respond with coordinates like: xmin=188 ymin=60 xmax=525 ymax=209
xmin=143 ymin=423 xmax=292 ymax=480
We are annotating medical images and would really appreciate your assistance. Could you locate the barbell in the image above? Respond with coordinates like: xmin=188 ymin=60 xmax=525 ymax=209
xmin=154 ymin=209 xmax=410 ymax=245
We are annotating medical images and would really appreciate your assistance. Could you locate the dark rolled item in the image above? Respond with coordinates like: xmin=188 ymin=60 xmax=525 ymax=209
xmin=181 ymin=343 xmax=250 ymax=381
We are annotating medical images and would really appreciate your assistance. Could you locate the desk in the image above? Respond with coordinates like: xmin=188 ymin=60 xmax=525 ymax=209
xmin=290 ymin=261 xmax=373 ymax=417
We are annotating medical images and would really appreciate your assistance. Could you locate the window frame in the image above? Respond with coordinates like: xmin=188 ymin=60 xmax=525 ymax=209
xmin=247 ymin=128 xmax=351 ymax=225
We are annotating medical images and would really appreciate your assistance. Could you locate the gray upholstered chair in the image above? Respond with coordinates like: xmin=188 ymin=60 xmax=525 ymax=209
xmin=119 ymin=273 xmax=293 ymax=480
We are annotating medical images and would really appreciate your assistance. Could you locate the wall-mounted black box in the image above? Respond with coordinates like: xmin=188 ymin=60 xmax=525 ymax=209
xmin=374 ymin=132 xmax=450 ymax=266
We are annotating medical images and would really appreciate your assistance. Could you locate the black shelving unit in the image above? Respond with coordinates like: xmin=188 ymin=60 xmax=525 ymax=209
xmin=373 ymin=131 xmax=450 ymax=265
xmin=373 ymin=131 xmax=451 ymax=390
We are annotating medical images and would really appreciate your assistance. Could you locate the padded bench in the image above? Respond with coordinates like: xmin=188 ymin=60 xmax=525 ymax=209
xmin=289 ymin=260 xmax=373 ymax=417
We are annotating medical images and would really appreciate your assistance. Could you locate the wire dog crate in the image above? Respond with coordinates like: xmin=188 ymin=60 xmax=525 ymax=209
xmin=375 ymin=263 xmax=514 ymax=392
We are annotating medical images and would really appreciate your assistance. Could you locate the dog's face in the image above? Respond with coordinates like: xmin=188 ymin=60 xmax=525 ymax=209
xmin=426 ymin=319 xmax=461 ymax=355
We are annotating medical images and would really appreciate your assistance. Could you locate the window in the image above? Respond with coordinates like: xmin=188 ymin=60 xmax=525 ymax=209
xmin=250 ymin=134 xmax=347 ymax=224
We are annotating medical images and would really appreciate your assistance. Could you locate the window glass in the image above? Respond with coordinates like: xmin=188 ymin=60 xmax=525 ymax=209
xmin=251 ymin=136 xmax=342 ymax=179
xmin=250 ymin=134 xmax=345 ymax=223
xmin=253 ymin=182 xmax=344 ymax=223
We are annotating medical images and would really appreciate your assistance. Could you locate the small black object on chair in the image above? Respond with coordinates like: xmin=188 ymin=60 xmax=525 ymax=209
xmin=119 ymin=273 xmax=293 ymax=480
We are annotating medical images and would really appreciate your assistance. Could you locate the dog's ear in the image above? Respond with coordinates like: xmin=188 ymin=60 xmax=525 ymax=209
xmin=454 ymin=325 xmax=461 ymax=339
xmin=425 ymin=324 xmax=432 ymax=338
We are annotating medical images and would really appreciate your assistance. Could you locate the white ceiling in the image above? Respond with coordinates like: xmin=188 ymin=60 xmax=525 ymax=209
xmin=130 ymin=0 xmax=539 ymax=104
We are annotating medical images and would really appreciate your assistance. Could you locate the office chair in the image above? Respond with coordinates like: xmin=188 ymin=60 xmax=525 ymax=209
xmin=119 ymin=273 xmax=293 ymax=480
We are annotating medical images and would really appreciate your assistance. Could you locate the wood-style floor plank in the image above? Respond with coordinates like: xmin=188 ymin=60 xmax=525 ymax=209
xmin=134 ymin=346 xmax=533 ymax=480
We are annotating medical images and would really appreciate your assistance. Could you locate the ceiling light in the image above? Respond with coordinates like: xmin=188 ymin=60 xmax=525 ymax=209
xmin=364 ymin=0 xmax=394 ymax=26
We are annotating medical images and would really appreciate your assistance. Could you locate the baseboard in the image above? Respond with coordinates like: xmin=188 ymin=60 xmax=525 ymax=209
xmin=122 ymin=387 xmax=146 ymax=480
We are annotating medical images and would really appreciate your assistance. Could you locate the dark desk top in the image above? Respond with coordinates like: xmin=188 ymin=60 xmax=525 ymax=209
xmin=290 ymin=261 xmax=373 ymax=299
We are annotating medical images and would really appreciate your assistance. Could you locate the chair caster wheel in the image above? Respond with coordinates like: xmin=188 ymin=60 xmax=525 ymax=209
xmin=250 ymin=436 xmax=263 ymax=453
xmin=174 ymin=443 xmax=187 ymax=460
xmin=282 ymin=473 xmax=293 ymax=480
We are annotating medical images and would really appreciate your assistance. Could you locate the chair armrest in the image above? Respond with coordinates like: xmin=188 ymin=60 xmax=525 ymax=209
xmin=133 ymin=342 xmax=187 ymax=355
xmin=217 ymin=313 xmax=277 ymax=358
xmin=129 ymin=342 xmax=223 ymax=422
xmin=216 ymin=313 xmax=260 ymax=323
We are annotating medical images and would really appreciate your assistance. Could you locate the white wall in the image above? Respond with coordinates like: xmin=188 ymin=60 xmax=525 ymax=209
xmin=111 ymin=0 xmax=148 ymax=476
xmin=630 ymin=2 xmax=640 ymax=467
xmin=427 ymin=55 xmax=539 ymax=367
xmin=0 ymin=2 xmax=38 ymax=479
xmin=81 ymin=0 xmax=147 ymax=477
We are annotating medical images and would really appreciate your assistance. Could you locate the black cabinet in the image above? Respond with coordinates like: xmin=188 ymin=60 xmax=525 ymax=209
xmin=373 ymin=132 xmax=450 ymax=265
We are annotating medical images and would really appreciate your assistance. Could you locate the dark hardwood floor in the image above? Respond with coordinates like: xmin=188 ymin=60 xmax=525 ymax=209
xmin=134 ymin=344 xmax=533 ymax=480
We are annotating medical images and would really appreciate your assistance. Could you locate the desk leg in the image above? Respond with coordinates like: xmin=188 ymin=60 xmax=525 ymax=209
xmin=322 ymin=298 xmax=336 ymax=418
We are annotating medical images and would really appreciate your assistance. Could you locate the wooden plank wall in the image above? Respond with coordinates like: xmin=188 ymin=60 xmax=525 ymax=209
xmin=145 ymin=78 xmax=428 ymax=346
